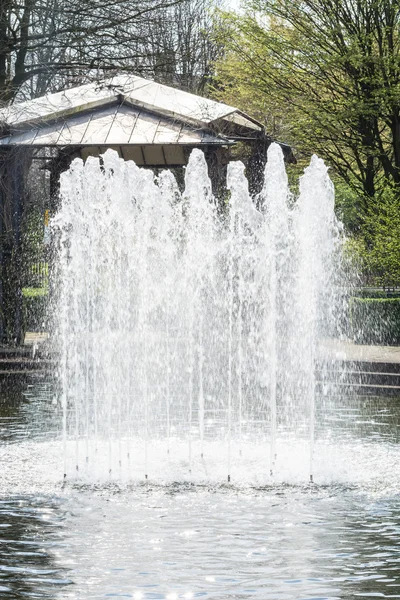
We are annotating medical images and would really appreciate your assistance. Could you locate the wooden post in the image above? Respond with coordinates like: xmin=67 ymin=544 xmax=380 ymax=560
xmin=246 ymin=137 xmax=297 ymax=203
xmin=204 ymin=146 xmax=230 ymax=207
xmin=246 ymin=137 xmax=270 ymax=201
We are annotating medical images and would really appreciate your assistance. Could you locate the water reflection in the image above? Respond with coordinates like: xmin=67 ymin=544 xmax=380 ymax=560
xmin=0 ymin=496 xmax=71 ymax=598
xmin=0 ymin=379 xmax=60 ymax=444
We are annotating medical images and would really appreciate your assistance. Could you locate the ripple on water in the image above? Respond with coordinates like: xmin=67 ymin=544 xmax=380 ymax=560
xmin=2 ymin=384 xmax=400 ymax=598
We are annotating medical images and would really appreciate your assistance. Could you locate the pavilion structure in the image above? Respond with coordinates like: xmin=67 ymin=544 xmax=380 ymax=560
xmin=0 ymin=74 xmax=295 ymax=344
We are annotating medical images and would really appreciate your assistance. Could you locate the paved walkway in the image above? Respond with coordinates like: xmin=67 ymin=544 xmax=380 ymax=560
xmin=22 ymin=332 xmax=400 ymax=365
xmin=24 ymin=332 xmax=49 ymax=346
xmin=319 ymin=338 xmax=400 ymax=364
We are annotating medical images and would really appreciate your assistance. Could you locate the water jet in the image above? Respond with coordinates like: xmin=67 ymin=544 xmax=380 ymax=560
xmin=55 ymin=143 xmax=340 ymax=484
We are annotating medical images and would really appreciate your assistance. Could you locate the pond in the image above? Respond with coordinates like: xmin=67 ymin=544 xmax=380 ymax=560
xmin=1 ymin=378 xmax=400 ymax=599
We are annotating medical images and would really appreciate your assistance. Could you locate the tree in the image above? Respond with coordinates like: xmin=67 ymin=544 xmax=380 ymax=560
xmin=0 ymin=0 xmax=207 ymax=104
xmin=214 ymin=0 xmax=400 ymax=211
xmin=131 ymin=0 xmax=224 ymax=94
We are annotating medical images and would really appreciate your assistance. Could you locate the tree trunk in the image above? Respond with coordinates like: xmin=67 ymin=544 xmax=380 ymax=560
xmin=391 ymin=111 xmax=400 ymax=184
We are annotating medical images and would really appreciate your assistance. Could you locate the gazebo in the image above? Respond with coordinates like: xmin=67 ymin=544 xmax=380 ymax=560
xmin=0 ymin=74 xmax=294 ymax=344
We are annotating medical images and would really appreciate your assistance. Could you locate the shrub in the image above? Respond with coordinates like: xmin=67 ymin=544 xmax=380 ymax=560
xmin=343 ymin=185 xmax=400 ymax=289
xmin=362 ymin=184 xmax=400 ymax=288
xmin=350 ymin=297 xmax=400 ymax=345
xmin=353 ymin=289 xmax=400 ymax=299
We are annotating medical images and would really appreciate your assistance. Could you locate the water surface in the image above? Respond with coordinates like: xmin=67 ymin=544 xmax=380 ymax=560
xmin=1 ymin=379 xmax=400 ymax=599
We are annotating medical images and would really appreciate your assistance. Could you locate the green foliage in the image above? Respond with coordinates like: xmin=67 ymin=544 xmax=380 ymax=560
xmin=350 ymin=297 xmax=400 ymax=345
xmin=334 ymin=180 xmax=364 ymax=234
xmin=348 ymin=184 xmax=400 ymax=287
xmin=353 ymin=289 xmax=400 ymax=299
xmin=341 ymin=236 xmax=365 ymax=286
xmin=22 ymin=287 xmax=47 ymax=298
xmin=212 ymin=13 xmax=296 ymax=143
xmin=214 ymin=0 xmax=400 ymax=204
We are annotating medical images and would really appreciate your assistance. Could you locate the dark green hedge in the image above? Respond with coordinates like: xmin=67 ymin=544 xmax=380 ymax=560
xmin=353 ymin=288 xmax=400 ymax=299
xmin=350 ymin=297 xmax=400 ymax=345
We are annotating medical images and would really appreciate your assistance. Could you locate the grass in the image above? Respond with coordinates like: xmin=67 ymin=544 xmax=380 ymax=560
xmin=22 ymin=287 xmax=48 ymax=298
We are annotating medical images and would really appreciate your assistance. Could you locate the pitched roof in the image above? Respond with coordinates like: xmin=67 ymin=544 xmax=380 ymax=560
xmin=0 ymin=74 xmax=263 ymax=148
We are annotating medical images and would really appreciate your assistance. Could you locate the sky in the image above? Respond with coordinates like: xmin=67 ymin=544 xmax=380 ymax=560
xmin=224 ymin=0 xmax=242 ymax=10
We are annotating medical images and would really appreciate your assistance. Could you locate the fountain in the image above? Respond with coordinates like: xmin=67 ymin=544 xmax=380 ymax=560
xmin=54 ymin=142 xmax=341 ymax=483
xmin=4 ymin=140 xmax=400 ymax=600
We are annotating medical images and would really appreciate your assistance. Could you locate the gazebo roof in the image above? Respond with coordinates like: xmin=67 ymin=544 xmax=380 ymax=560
xmin=0 ymin=74 xmax=263 ymax=150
